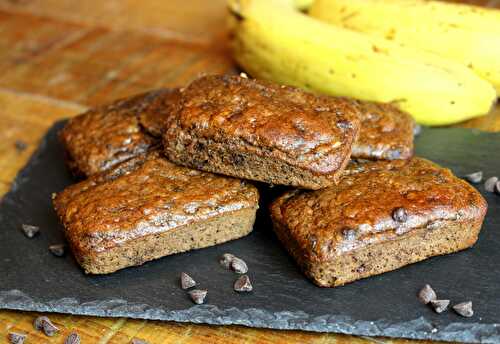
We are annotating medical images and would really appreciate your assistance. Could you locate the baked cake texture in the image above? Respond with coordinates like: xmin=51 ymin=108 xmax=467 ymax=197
xmin=53 ymin=151 xmax=259 ymax=274
xmin=352 ymin=100 xmax=415 ymax=160
xmin=59 ymin=88 xmax=181 ymax=177
xmin=163 ymin=75 xmax=360 ymax=190
xmin=270 ymin=157 xmax=487 ymax=287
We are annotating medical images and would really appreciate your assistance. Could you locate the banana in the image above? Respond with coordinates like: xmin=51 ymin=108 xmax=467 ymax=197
xmin=293 ymin=0 xmax=314 ymax=11
xmin=309 ymin=0 xmax=500 ymax=93
xmin=228 ymin=0 xmax=496 ymax=125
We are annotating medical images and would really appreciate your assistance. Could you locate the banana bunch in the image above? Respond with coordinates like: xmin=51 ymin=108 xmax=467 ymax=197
xmin=228 ymin=0 xmax=497 ymax=125
xmin=309 ymin=0 xmax=500 ymax=93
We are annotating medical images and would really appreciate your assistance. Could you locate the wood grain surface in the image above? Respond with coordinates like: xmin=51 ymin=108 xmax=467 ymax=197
xmin=0 ymin=0 xmax=498 ymax=343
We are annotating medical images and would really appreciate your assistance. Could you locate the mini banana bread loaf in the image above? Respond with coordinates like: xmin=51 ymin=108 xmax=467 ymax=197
xmin=59 ymin=88 xmax=181 ymax=177
xmin=53 ymin=151 xmax=259 ymax=274
xmin=163 ymin=75 xmax=360 ymax=190
xmin=351 ymin=100 xmax=415 ymax=160
xmin=270 ymin=157 xmax=487 ymax=287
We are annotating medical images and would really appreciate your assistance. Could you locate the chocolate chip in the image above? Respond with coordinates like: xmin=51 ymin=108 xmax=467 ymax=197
xmin=43 ymin=321 xmax=59 ymax=337
xmin=495 ymin=181 xmax=500 ymax=196
xmin=418 ymin=284 xmax=437 ymax=304
xmin=14 ymin=140 xmax=27 ymax=152
xmin=453 ymin=301 xmax=474 ymax=317
xmin=336 ymin=120 xmax=351 ymax=130
xmin=34 ymin=316 xmax=59 ymax=336
xmin=188 ymin=289 xmax=207 ymax=305
xmin=219 ymin=253 xmax=235 ymax=269
xmin=234 ymin=275 xmax=253 ymax=292
xmin=232 ymin=154 xmax=244 ymax=166
xmin=131 ymin=339 xmax=149 ymax=344
xmin=315 ymin=106 xmax=330 ymax=112
xmin=464 ymin=171 xmax=483 ymax=184
xmin=49 ymin=244 xmax=66 ymax=257
xmin=171 ymin=186 xmax=183 ymax=193
xmin=387 ymin=150 xmax=401 ymax=160
xmin=194 ymin=142 xmax=205 ymax=152
xmin=180 ymin=272 xmax=196 ymax=290
xmin=230 ymin=257 xmax=248 ymax=274
xmin=33 ymin=316 xmax=49 ymax=330
xmin=413 ymin=124 xmax=422 ymax=136
xmin=392 ymin=207 xmax=408 ymax=222
xmin=429 ymin=299 xmax=450 ymax=313
xmin=342 ymin=228 xmax=356 ymax=241
xmin=484 ymin=176 xmax=498 ymax=192
xmin=21 ymin=224 xmax=39 ymax=238
xmin=7 ymin=332 xmax=26 ymax=344
xmin=64 ymin=332 xmax=81 ymax=344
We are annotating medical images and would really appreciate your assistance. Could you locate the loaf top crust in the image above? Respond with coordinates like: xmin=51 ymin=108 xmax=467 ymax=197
xmin=137 ymin=88 xmax=182 ymax=137
xmin=270 ymin=157 xmax=487 ymax=263
xmin=164 ymin=75 xmax=360 ymax=175
xmin=352 ymin=100 xmax=415 ymax=160
xmin=59 ymin=88 xmax=181 ymax=177
xmin=53 ymin=151 xmax=259 ymax=255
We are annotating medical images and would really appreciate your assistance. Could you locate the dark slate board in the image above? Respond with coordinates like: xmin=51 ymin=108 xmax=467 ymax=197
xmin=1 ymin=121 xmax=499 ymax=343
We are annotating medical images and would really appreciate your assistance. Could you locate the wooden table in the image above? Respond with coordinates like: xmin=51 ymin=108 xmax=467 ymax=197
xmin=0 ymin=1 xmax=498 ymax=343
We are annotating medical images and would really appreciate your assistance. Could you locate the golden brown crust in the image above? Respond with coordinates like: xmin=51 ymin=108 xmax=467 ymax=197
xmin=59 ymin=88 xmax=181 ymax=177
xmin=53 ymin=151 xmax=259 ymax=272
xmin=137 ymin=89 xmax=182 ymax=137
xmin=163 ymin=75 xmax=360 ymax=189
xmin=351 ymin=100 xmax=415 ymax=160
xmin=270 ymin=157 xmax=487 ymax=286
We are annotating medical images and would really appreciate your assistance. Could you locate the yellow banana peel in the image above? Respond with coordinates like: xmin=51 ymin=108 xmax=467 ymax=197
xmin=229 ymin=0 xmax=497 ymax=125
xmin=310 ymin=0 xmax=500 ymax=93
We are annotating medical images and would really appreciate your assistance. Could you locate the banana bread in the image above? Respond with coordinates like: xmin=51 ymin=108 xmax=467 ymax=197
xmin=59 ymin=88 xmax=181 ymax=177
xmin=351 ymin=100 xmax=415 ymax=160
xmin=163 ymin=75 xmax=360 ymax=190
xmin=270 ymin=157 xmax=487 ymax=287
xmin=53 ymin=151 xmax=259 ymax=274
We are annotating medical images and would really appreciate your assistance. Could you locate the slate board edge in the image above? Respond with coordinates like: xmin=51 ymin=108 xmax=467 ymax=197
xmin=2 ymin=289 xmax=499 ymax=343
xmin=7 ymin=122 xmax=54 ymax=196
xmin=2 ymin=121 xmax=500 ymax=343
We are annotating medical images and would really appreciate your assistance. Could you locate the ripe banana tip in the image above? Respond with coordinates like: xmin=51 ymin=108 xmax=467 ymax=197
xmin=228 ymin=0 xmax=245 ymax=20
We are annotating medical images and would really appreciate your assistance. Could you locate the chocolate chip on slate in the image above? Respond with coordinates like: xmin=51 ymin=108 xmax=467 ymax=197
xmin=180 ymin=272 xmax=196 ymax=290
xmin=219 ymin=253 xmax=235 ymax=269
xmin=131 ymin=338 xmax=149 ymax=344
xmin=7 ymin=332 xmax=26 ymax=344
xmin=464 ymin=171 xmax=483 ymax=184
xmin=429 ymin=299 xmax=450 ymax=314
xmin=413 ymin=124 xmax=422 ymax=136
xmin=14 ymin=140 xmax=27 ymax=152
xmin=418 ymin=284 xmax=437 ymax=304
xmin=21 ymin=224 xmax=39 ymax=238
xmin=484 ymin=176 xmax=498 ymax=192
xmin=188 ymin=289 xmax=207 ymax=305
xmin=453 ymin=301 xmax=474 ymax=318
xmin=49 ymin=244 xmax=66 ymax=257
xmin=230 ymin=257 xmax=248 ymax=274
xmin=234 ymin=275 xmax=253 ymax=292
xmin=392 ymin=207 xmax=408 ymax=222
xmin=495 ymin=181 xmax=500 ymax=196
xmin=64 ymin=332 xmax=81 ymax=344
